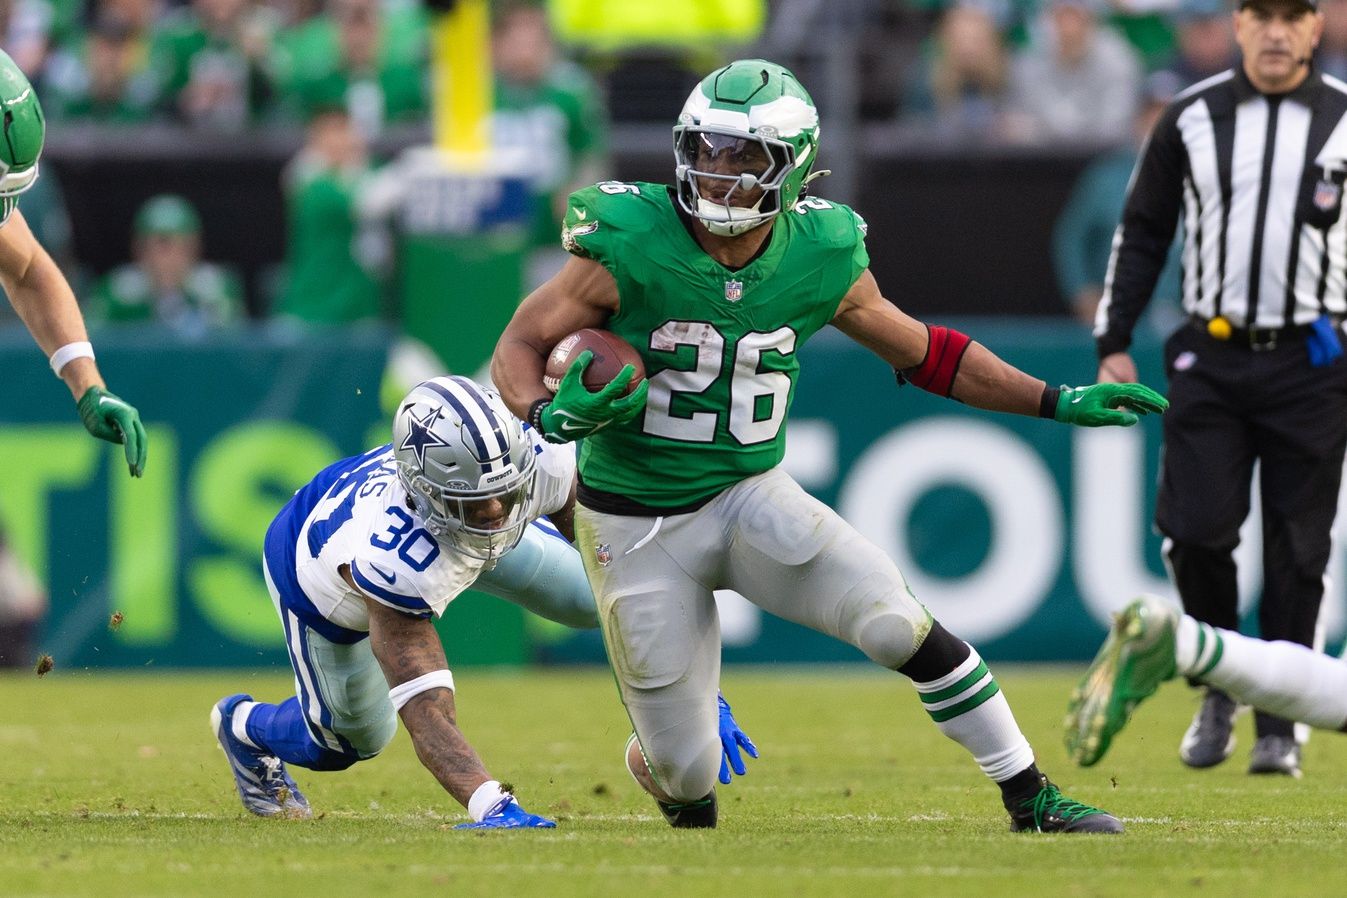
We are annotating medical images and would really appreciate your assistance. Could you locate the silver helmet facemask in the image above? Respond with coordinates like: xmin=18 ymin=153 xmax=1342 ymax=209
xmin=674 ymin=125 xmax=796 ymax=236
xmin=392 ymin=377 xmax=537 ymax=562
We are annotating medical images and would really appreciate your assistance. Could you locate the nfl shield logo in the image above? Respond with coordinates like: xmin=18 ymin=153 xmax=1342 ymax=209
xmin=595 ymin=544 xmax=612 ymax=566
xmin=1315 ymin=178 xmax=1342 ymax=212
xmin=724 ymin=280 xmax=744 ymax=303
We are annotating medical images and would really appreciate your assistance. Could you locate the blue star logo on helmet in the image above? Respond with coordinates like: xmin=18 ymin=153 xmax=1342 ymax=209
xmin=398 ymin=406 xmax=450 ymax=468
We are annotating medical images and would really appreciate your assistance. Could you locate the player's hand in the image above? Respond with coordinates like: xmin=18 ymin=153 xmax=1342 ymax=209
xmin=453 ymin=797 xmax=557 ymax=830
xmin=717 ymin=691 xmax=759 ymax=784
xmin=1054 ymin=383 xmax=1168 ymax=428
xmin=540 ymin=350 xmax=649 ymax=443
xmin=1096 ymin=352 xmax=1138 ymax=384
xmin=77 ymin=386 xmax=147 ymax=477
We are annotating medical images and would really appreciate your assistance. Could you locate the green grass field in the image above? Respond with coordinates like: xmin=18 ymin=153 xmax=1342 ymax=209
xmin=3 ymin=665 xmax=1345 ymax=898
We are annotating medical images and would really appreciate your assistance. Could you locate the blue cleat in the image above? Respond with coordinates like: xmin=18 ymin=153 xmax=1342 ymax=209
xmin=454 ymin=797 xmax=556 ymax=830
xmin=210 ymin=694 xmax=312 ymax=819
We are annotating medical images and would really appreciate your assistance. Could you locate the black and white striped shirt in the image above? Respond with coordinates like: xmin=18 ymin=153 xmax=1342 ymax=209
xmin=1096 ymin=66 xmax=1347 ymax=356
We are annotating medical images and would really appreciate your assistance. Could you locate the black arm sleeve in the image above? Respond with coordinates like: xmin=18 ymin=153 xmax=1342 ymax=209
xmin=1095 ymin=106 xmax=1189 ymax=359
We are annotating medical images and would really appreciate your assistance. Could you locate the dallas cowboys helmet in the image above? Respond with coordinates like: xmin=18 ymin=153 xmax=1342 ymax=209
xmin=674 ymin=58 xmax=820 ymax=237
xmin=0 ymin=50 xmax=43 ymax=226
xmin=391 ymin=376 xmax=537 ymax=561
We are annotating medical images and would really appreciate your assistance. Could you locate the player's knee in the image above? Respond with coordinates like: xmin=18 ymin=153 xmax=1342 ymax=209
xmin=837 ymin=572 xmax=926 ymax=668
xmin=649 ymin=737 xmax=721 ymax=803
xmin=330 ymin=707 xmax=397 ymax=761
xmin=856 ymin=612 xmax=921 ymax=669
xmin=306 ymin=746 xmax=361 ymax=771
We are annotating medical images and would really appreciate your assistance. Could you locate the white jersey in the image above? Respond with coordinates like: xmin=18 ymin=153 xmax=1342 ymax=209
xmin=263 ymin=432 xmax=574 ymax=638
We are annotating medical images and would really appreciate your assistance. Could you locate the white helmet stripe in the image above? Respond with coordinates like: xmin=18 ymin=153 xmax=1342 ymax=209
xmin=448 ymin=376 xmax=510 ymax=457
xmin=417 ymin=379 xmax=505 ymax=472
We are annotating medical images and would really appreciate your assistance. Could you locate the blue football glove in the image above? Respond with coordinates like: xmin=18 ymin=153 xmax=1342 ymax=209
xmin=453 ymin=797 xmax=557 ymax=830
xmin=717 ymin=691 xmax=759 ymax=784
xmin=1308 ymin=314 xmax=1344 ymax=367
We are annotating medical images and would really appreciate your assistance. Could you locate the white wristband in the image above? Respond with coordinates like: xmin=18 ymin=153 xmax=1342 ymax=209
xmin=467 ymin=780 xmax=513 ymax=822
xmin=49 ymin=341 xmax=94 ymax=377
xmin=387 ymin=669 xmax=455 ymax=711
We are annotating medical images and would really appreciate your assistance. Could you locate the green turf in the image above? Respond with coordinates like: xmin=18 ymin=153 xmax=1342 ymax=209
xmin=2 ymin=666 xmax=1345 ymax=898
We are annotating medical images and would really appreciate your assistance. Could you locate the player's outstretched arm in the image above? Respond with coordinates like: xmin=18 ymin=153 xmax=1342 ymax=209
xmin=359 ymin=589 xmax=555 ymax=828
xmin=0 ymin=210 xmax=146 ymax=476
xmin=831 ymin=270 xmax=1167 ymax=425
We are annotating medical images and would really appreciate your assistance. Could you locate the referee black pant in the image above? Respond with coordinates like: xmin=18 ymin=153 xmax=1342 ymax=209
xmin=1156 ymin=323 xmax=1347 ymax=740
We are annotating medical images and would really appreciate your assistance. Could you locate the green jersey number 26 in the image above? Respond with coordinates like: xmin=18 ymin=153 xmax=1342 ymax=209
xmin=643 ymin=321 xmax=797 ymax=445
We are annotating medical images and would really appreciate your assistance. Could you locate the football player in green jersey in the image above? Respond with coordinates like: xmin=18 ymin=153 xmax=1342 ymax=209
xmin=0 ymin=50 xmax=146 ymax=477
xmin=493 ymin=59 xmax=1166 ymax=833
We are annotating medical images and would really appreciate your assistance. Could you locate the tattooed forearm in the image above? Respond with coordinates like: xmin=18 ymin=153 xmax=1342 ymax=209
xmin=399 ymin=692 xmax=492 ymax=804
xmin=357 ymin=586 xmax=491 ymax=808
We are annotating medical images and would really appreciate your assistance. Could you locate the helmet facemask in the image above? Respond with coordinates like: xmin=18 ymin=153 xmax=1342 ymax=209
xmin=674 ymin=126 xmax=798 ymax=236
xmin=0 ymin=159 xmax=37 ymax=199
xmin=399 ymin=454 xmax=537 ymax=562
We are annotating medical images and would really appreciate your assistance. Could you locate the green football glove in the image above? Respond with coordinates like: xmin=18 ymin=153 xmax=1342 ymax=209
xmin=540 ymin=350 xmax=649 ymax=443
xmin=77 ymin=386 xmax=147 ymax=477
xmin=1054 ymin=383 xmax=1169 ymax=428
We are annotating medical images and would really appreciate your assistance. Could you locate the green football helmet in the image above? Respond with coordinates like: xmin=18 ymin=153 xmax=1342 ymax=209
xmin=0 ymin=50 xmax=43 ymax=225
xmin=673 ymin=58 xmax=820 ymax=237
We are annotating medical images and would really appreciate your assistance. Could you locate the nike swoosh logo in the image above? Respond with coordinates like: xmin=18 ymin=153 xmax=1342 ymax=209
xmin=369 ymin=564 xmax=397 ymax=585
xmin=560 ymin=419 xmax=610 ymax=434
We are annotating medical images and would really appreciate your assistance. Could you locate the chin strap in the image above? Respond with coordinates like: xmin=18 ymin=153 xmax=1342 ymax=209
xmin=699 ymin=207 xmax=774 ymax=237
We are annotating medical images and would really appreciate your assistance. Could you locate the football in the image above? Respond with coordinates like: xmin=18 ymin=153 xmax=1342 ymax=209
xmin=544 ymin=328 xmax=646 ymax=395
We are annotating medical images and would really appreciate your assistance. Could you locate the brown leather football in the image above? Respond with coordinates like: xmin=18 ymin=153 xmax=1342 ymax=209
xmin=544 ymin=328 xmax=646 ymax=395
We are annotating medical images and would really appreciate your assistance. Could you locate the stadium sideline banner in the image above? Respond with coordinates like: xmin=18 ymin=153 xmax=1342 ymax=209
xmin=0 ymin=323 xmax=1332 ymax=669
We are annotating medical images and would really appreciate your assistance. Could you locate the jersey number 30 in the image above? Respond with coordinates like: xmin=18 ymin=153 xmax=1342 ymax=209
xmin=644 ymin=322 xmax=796 ymax=445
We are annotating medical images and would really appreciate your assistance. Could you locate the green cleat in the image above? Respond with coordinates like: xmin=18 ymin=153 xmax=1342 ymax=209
xmin=1064 ymin=595 xmax=1180 ymax=767
xmin=1006 ymin=777 xmax=1123 ymax=833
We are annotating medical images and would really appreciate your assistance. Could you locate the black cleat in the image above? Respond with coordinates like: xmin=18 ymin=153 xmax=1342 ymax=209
xmin=1248 ymin=734 xmax=1302 ymax=778
xmin=1180 ymin=688 xmax=1239 ymax=769
xmin=1006 ymin=777 xmax=1123 ymax=834
xmin=657 ymin=791 xmax=717 ymax=828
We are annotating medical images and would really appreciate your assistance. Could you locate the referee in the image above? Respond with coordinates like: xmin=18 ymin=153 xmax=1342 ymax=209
xmin=1095 ymin=0 xmax=1347 ymax=778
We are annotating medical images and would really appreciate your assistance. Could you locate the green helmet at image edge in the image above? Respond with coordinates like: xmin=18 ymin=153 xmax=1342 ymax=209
xmin=674 ymin=58 xmax=820 ymax=236
xmin=0 ymin=49 xmax=43 ymax=201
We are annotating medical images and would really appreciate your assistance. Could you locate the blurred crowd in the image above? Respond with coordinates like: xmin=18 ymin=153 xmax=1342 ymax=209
xmin=8 ymin=0 xmax=1280 ymax=143
xmin=899 ymin=0 xmax=1251 ymax=146
xmin=0 ymin=0 xmax=608 ymax=335
xmin=2 ymin=0 xmax=1340 ymax=334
